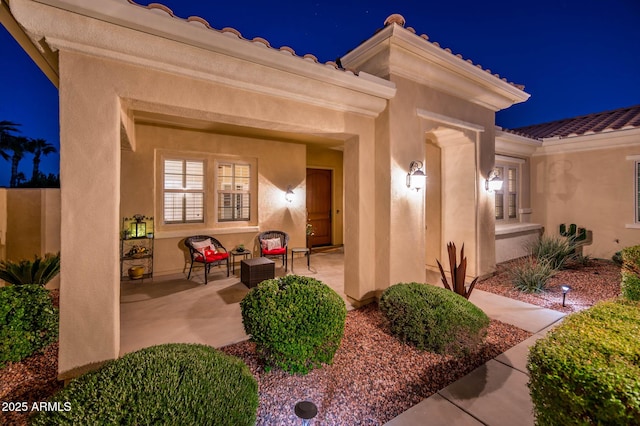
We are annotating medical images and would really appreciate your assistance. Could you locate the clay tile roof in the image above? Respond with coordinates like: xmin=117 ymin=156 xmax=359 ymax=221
xmin=126 ymin=1 xmax=344 ymax=71
xmin=510 ymin=104 xmax=640 ymax=139
xmin=381 ymin=14 xmax=525 ymax=90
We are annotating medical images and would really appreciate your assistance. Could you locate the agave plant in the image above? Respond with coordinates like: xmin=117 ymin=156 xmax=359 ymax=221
xmin=0 ymin=252 xmax=60 ymax=286
xmin=436 ymin=242 xmax=478 ymax=299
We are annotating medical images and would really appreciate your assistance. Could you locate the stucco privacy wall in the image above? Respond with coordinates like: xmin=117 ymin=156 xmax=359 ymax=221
xmin=122 ymin=124 xmax=307 ymax=276
xmin=0 ymin=189 xmax=6 ymax=266
xmin=531 ymin=141 xmax=640 ymax=258
xmin=8 ymin=0 xmax=394 ymax=375
xmin=1 ymin=189 xmax=61 ymax=287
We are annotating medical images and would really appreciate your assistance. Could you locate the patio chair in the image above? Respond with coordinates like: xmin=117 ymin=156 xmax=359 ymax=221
xmin=184 ymin=235 xmax=229 ymax=284
xmin=258 ymin=230 xmax=289 ymax=271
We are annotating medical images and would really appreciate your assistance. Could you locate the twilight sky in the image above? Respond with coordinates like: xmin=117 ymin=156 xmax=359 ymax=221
xmin=1 ymin=0 xmax=639 ymax=186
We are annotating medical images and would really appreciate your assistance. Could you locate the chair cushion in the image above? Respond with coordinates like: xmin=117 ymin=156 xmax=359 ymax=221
xmin=262 ymin=238 xmax=282 ymax=251
xmin=263 ymin=247 xmax=286 ymax=255
xmin=194 ymin=251 xmax=229 ymax=262
xmin=191 ymin=239 xmax=212 ymax=250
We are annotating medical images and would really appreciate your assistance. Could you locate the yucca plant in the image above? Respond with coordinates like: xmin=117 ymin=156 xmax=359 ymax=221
xmin=0 ymin=252 xmax=60 ymax=286
xmin=436 ymin=242 xmax=478 ymax=299
xmin=527 ymin=235 xmax=574 ymax=270
xmin=510 ymin=257 xmax=556 ymax=293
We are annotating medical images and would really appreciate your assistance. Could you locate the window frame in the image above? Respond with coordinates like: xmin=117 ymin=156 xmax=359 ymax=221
xmin=494 ymin=156 xmax=523 ymax=223
xmin=162 ymin=158 xmax=206 ymax=224
xmin=636 ymin=161 xmax=640 ymax=223
xmin=216 ymin=161 xmax=251 ymax=223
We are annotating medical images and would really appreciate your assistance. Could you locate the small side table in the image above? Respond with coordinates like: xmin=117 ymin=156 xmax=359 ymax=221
xmin=230 ymin=249 xmax=252 ymax=275
xmin=241 ymin=257 xmax=275 ymax=288
xmin=290 ymin=247 xmax=310 ymax=273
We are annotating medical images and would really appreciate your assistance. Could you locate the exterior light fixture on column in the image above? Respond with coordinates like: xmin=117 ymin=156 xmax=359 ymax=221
xmin=406 ymin=161 xmax=426 ymax=191
xmin=485 ymin=168 xmax=504 ymax=192
xmin=285 ymin=186 xmax=295 ymax=203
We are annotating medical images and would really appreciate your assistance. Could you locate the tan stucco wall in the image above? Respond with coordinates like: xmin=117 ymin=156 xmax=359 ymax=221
xmin=53 ymin=42 xmax=381 ymax=374
xmin=122 ymin=124 xmax=308 ymax=276
xmin=0 ymin=189 xmax=6 ymax=265
xmin=1 ymin=189 xmax=61 ymax=288
xmin=306 ymin=146 xmax=344 ymax=246
xmin=381 ymin=75 xmax=498 ymax=284
xmin=531 ymin=145 xmax=640 ymax=258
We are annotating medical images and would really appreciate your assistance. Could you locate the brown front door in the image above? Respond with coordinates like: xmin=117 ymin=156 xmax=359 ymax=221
xmin=306 ymin=168 xmax=332 ymax=247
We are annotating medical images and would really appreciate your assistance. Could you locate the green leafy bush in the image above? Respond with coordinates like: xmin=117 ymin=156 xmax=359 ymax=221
xmin=509 ymin=258 xmax=557 ymax=293
xmin=379 ymin=283 xmax=489 ymax=354
xmin=622 ymin=245 xmax=640 ymax=301
xmin=527 ymin=235 xmax=574 ymax=270
xmin=0 ymin=252 xmax=60 ymax=286
xmin=240 ymin=274 xmax=346 ymax=374
xmin=527 ymin=299 xmax=640 ymax=425
xmin=32 ymin=344 xmax=258 ymax=425
xmin=0 ymin=284 xmax=58 ymax=368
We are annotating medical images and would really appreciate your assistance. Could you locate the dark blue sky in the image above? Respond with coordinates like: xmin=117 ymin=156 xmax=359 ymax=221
xmin=1 ymin=0 xmax=639 ymax=186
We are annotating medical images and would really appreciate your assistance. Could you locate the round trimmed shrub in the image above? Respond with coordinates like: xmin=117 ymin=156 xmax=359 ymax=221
xmin=380 ymin=283 xmax=489 ymax=354
xmin=240 ymin=274 xmax=346 ymax=374
xmin=528 ymin=300 xmax=640 ymax=425
xmin=31 ymin=343 xmax=258 ymax=425
xmin=0 ymin=284 xmax=58 ymax=368
xmin=622 ymin=245 xmax=640 ymax=301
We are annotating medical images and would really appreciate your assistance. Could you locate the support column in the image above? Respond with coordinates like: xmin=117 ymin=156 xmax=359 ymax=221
xmin=343 ymin=134 xmax=377 ymax=305
xmin=58 ymin=51 xmax=121 ymax=377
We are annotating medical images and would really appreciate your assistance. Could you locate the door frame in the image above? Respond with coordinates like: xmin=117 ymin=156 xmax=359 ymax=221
xmin=306 ymin=166 xmax=335 ymax=247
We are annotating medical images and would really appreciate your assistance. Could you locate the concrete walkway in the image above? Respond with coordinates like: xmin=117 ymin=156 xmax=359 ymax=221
xmin=385 ymin=290 xmax=565 ymax=426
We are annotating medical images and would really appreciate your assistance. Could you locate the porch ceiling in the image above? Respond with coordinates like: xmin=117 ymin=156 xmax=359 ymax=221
xmin=132 ymin=110 xmax=348 ymax=150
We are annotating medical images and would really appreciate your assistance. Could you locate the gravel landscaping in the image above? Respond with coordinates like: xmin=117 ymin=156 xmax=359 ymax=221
xmin=476 ymin=258 xmax=621 ymax=313
xmin=1 ymin=259 xmax=622 ymax=425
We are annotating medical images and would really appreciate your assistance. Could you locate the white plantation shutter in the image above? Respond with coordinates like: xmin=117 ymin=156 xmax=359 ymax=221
xmin=163 ymin=159 xmax=204 ymax=223
xmin=217 ymin=163 xmax=250 ymax=221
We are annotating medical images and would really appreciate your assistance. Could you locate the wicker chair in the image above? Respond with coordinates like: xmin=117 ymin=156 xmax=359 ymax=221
xmin=258 ymin=230 xmax=289 ymax=271
xmin=184 ymin=235 xmax=229 ymax=284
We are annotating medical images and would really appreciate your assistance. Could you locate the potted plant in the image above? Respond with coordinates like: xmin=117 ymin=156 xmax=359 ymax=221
xmin=236 ymin=244 xmax=245 ymax=253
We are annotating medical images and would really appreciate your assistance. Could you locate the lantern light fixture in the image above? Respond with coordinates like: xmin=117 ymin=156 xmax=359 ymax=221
xmin=285 ymin=186 xmax=295 ymax=203
xmin=485 ymin=168 xmax=504 ymax=192
xmin=406 ymin=161 xmax=426 ymax=191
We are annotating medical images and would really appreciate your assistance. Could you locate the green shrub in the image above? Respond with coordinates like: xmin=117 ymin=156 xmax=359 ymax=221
xmin=0 ymin=252 xmax=60 ymax=286
xmin=379 ymin=283 xmax=489 ymax=354
xmin=622 ymin=245 xmax=640 ymax=301
xmin=509 ymin=258 xmax=557 ymax=293
xmin=32 ymin=344 xmax=258 ymax=425
xmin=527 ymin=235 xmax=574 ymax=270
xmin=527 ymin=300 xmax=640 ymax=425
xmin=612 ymin=251 xmax=623 ymax=265
xmin=0 ymin=284 xmax=58 ymax=368
xmin=240 ymin=274 xmax=346 ymax=374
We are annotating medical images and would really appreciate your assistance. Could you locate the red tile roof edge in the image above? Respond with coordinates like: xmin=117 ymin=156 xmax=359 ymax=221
xmin=126 ymin=3 xmax=526 ymax=89
xmin=509 ymin=104 xmax=640 ymax=139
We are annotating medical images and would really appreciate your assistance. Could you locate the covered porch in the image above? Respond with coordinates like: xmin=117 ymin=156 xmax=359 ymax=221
xmin=120 ymin=247 xmax=347 ymax=356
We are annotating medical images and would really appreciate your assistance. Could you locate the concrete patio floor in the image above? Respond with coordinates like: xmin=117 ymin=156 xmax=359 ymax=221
xmin=120 ymin=249 xmax=565 ymax=425
xmin=120 ymin=247 xmax=349 ymax=356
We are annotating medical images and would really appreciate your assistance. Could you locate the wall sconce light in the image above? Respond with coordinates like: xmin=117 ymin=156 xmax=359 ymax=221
xmin=561 ymin=284 xmax=571 ymax=307
xmin=485 ymin=168 xmax=504 ymax=192
xmin=406 ymin=161 xmax=426 ymax=191
xmin=285 ymin=186 xmax=295 ymax=203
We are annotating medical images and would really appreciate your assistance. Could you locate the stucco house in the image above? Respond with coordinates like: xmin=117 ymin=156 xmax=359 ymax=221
xmin=1 ymin=0 xmax=638 ymax=379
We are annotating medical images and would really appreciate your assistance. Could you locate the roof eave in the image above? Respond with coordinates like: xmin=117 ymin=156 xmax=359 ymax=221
xmin=1 ymin=0 xmax=58 ymax=87
xmin=342 ymin=23 xmax=530 ymax=111
xmin=16 ymin=0 xmax=395 ymax=101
